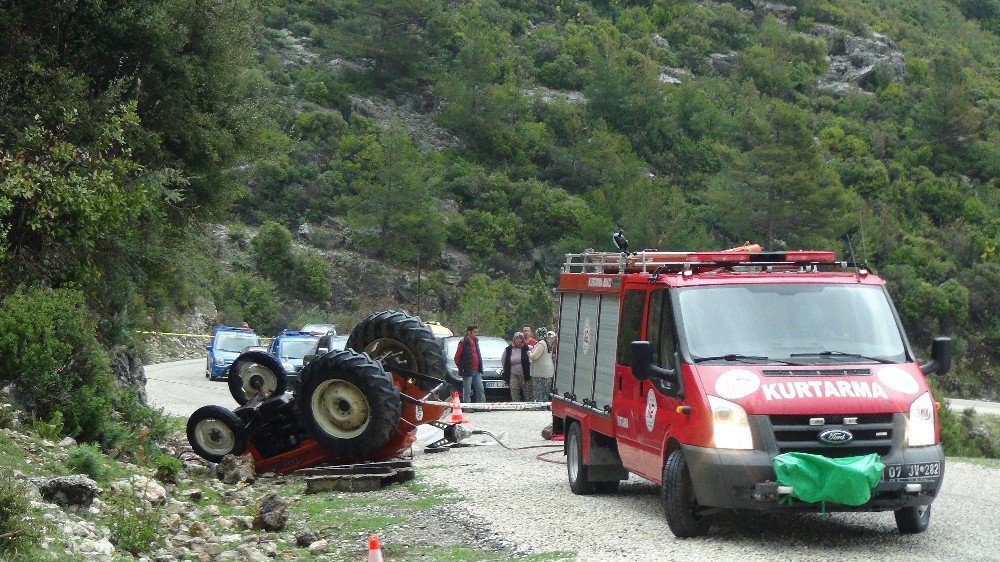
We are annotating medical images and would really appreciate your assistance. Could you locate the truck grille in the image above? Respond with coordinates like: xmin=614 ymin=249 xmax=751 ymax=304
xmin=769 ymin=413 xmax=893 ymax=458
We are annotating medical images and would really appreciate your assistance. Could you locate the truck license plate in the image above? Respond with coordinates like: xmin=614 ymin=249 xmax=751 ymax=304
xmin=883 ymin=462 xmax=941 ymax=482
xmin=483 ymin=380 xmax=508 ymax=389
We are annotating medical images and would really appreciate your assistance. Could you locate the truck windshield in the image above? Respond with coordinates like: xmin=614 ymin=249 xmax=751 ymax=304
xmin=675 ymin=284 xmax=907 ymax=364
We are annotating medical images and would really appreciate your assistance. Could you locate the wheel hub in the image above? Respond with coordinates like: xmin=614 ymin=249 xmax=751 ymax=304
xmin=242 ymin=364 xmax=278 ymax=399
xmin=195 ymin=419 xmax=235 ymax=456
xmin=311 ymin=379 xmax=371 ymax=439
xmin=364 ymin=338 xmax=417 ymax=372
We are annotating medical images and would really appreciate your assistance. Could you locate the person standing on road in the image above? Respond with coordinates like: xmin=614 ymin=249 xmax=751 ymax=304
xmin=503 ymin=332 xmax=532 ymax=401
xmin=454 ymin=325 xmax=485 ymax=403
xmin=529 ymin=330 xmax=554 ymax=402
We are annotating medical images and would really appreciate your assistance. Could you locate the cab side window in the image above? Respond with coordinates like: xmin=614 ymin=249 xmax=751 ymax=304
xmin=617 ymin=289 xmax=647 ymax=365
xmin=646 ymin=289 xmax=676 ymax=368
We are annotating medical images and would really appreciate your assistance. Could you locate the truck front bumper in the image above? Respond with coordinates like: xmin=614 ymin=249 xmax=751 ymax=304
xmin=682 ymin=444 xmax=944 ymax=512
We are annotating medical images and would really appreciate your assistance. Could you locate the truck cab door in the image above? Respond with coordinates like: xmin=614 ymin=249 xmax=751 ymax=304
xmin=636 ymin=288 xmax=683 ymax=476
xmin=611 ymin=288 xmax=648 ymax=472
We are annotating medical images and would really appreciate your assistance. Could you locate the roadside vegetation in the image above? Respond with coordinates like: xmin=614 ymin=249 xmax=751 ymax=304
xmin=0 ymin=407 xmax=575 ymax=560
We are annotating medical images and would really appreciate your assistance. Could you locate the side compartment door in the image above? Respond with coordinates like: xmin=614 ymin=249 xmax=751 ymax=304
xmin=636 ymin=288 xmax=683 ymax=477
xmin=611 ymin=288 xmax=648 ymax=474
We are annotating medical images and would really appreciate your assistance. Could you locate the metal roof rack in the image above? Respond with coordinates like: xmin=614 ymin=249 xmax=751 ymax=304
xmin=563 ymin=250 xmax=854 ymax=276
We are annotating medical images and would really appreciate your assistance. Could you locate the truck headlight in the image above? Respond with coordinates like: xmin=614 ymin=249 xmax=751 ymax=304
xmin=708 ymin=395 xmax=753 ymax=450
xmin=213 ymin=357 xmax=225 ymax=366
xmin=907 ymin=392 xmax=936 ymax=447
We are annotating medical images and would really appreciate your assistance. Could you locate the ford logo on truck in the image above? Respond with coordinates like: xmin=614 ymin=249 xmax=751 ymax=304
xmin=819 ymin=429 xmax=854 ymax=445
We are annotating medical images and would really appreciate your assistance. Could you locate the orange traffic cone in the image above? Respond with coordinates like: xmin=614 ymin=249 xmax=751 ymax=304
xmin=367 ymin=533 xmax=384 ymax=562
xmin=446 ymin=391 xmax=469 ymax=424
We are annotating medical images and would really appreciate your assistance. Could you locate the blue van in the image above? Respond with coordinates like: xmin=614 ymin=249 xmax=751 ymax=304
xmin=205 ymin=326 xmax=261 ymax=380
xmin=269 ymin=330 xmax=322 ymax=381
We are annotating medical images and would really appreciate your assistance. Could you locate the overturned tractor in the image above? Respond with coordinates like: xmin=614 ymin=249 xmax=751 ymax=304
xmin=186 ymin=311 xmax=453 ymax=473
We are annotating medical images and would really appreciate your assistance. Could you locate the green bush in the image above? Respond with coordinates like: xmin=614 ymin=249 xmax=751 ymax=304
xmin=0 ymin=466 xmax=37 ymax=557
xmin=0 ymin=289 xmax=113 ymax=442
xmin=155 ymin=455 xmax=182 ymax=484
xmin=102 ymin=390 xmax=174 ymax=461
xmin=108 ymin=492 xmax=162 ymax=556
xmin=67 ymin=444 xmax=111 ymax=483
xmin=252 ymin=221 xmax=295 ymax=279
xmin=292 ymin=250 xmax=331 ymax=301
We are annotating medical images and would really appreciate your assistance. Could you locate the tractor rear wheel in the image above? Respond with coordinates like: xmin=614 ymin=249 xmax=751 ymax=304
xmin=346 ymin=310 xmax=448 ymax=398
xmin=227 ymin=351 xmax=287 ymax=405
xmin=295 ymin=349 xmax=401 ymax=459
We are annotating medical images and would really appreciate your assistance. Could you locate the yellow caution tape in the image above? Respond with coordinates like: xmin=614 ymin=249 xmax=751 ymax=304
xmin=135 ymin=330 xmax=208 ymax=337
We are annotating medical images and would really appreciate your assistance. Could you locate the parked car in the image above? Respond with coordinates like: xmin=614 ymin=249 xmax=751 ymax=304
xmin=425 ymin=321 xmax=453 ymax=338
xmin=269 ymin=330 xmax=322 ymax=381
xmin=301 ymin=323 xmax=337 ymax=335
xmin=441 ymin=335 xmax=509 ymax=401
xmin=302 ymin=333 xmax=349 ymax=367
xmin=206 ymin=326 xmax=261 ymax=381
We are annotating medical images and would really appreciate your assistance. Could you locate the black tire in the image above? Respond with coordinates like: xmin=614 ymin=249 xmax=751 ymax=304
xmin=227 ymin=351 xmax=288 ymax=405
xmin=662 ymin=449 xmax=711 ymax=538
xmin=566 ymin=422 xmax=595 ymax=495
xmin=187 ymin=405 xmax=248 ymax=463
xmin=295 ymin=349 xmax=402 ymax=459
xmin=346 ymin=310 xmax=448 ymax=398
xmin=894 ymin=504 xmax=931 ymax=534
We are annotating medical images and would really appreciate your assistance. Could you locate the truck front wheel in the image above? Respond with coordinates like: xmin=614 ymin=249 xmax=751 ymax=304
xmin=894 ymin=505 xmax=931 ymax=534
xmin=662 ymin=449 xmax=711 ymax=538
xmin=566 ymin=422 xmax=595 ymax=495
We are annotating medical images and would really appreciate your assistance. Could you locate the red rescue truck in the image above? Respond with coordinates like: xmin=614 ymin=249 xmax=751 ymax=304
xmin=550 ymin=248 xmax=951 ymax=537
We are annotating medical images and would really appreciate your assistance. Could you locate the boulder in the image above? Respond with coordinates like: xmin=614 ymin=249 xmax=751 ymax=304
xmin=710 ymin=52 xmax=737 ymax=76
xmin=108 ymin=345 xmax=147 ymax=404
xmin=750 ymin=0 xmax=797 ymax=23
xmin=651 ymin=33 xmax=670 ymax=50
xmin=295 ymin=529 xmax=318 ymax=547
xmin=217 ymin=454 xmax=256 ymax=485
xmin=111 ymin=475 xmax=167 ymax=505
xmin=254 ymin=493 xmax=289 ymax=532
xmin=658 ymin=66 xmax=691 ymax=85
xmin=39 ymin=475 xmax=100 ymax=508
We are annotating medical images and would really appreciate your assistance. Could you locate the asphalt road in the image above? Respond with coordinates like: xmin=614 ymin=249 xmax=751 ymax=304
xmin=146 ymin=359 xmax=1000 ymax=561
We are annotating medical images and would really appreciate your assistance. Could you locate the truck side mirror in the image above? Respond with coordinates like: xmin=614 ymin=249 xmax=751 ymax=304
xmin=920 ymin=337 xmax=952 ymax=376
xmin=205 ymin=345 xmax=212 ymax=351
xmin=630 ymin=341 xmax=676 ymax=381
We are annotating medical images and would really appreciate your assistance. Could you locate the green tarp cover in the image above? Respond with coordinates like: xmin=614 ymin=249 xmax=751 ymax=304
xmin=772 ymin=452 xmax=885 ymax=506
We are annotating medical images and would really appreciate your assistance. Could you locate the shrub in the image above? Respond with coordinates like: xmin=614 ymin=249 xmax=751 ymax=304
xmin=0 ymin=289 xmax=113 ymax=442
xmin=67 ymin=444 xmax=110 ymax=482
xmin=251 ymin=221 xmax=294 ymax=279
xmin=108 ymin=492 xmax=162 ymax=556
xmin=292 ymin=250 xmax=331 ymax=301
xmin=101 ymin=390 xmax=173 ymax=461
xmin=0 ymin=466 xmax=37 ymax=557
xmin=155 ymin=455 xmax=182 ymax=484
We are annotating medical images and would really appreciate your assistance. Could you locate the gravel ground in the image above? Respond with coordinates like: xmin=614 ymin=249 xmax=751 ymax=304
xmin=414 ymin=410 xmax=1000 ymax=562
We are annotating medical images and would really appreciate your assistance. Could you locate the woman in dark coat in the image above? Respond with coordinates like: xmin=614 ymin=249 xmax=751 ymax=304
xmin=502 ymin=332 xmax=532 ymax=401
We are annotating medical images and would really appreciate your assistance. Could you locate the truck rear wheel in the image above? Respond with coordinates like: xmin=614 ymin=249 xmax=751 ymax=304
xmin=894 ymin=505 xmax=931 ymax=534
xmin=187 ymin=405 xmax=248 ymax=463
xmin=566 ymin=422 xmax=595 ymax=495
xmin=227 ymin=351 xmax=287 ymax=405
xmin=296 ymin=349 xmax=401 ymax=459
xmin=346 ymin=310 xmax=448 ymax=399
xmin=662 ymin=449 xmax=711 ymax=538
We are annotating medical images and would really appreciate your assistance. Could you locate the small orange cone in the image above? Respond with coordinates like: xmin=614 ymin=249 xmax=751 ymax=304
xmin=367 ymin=533 xmax=384 ymax=562
xmin=446 ymin=391 xmax=469 ymax=424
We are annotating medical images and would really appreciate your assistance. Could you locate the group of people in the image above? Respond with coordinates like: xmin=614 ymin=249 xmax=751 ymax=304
xmin=453 ymin=324 xmax=557 ymax=403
